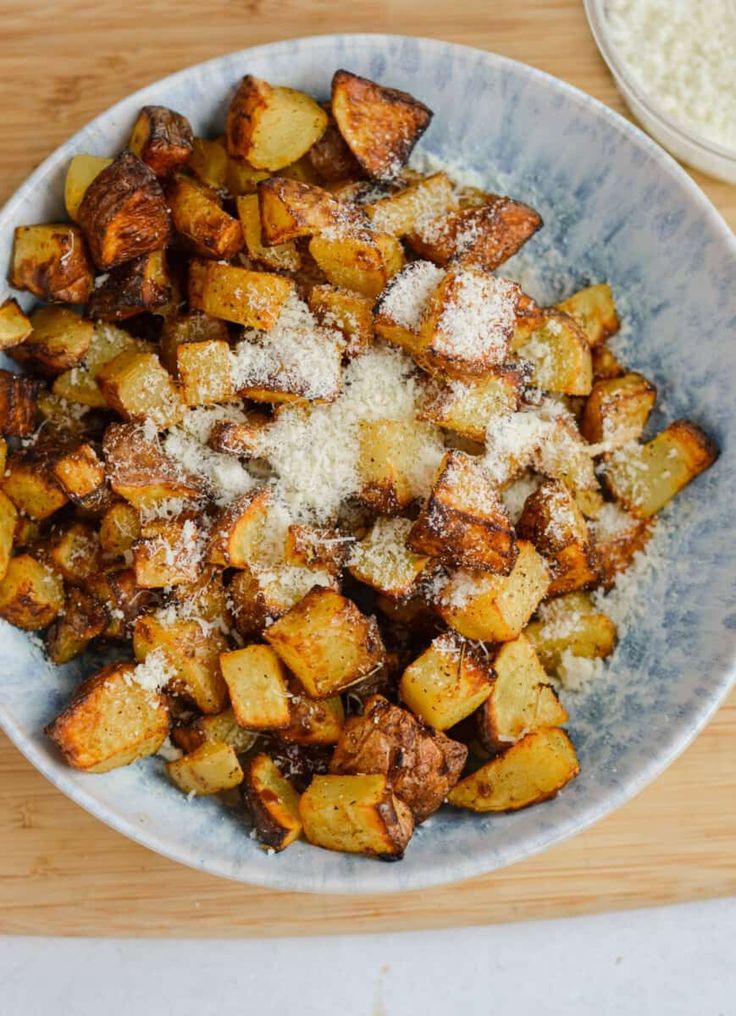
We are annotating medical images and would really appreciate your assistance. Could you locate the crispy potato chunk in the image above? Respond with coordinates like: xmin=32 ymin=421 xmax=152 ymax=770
xmin=580 ymin=372 xmax=657 ymax=447
xmin=160 ymin=310 xmax=229 ymax=374
xmin=307 ymin=114 xmax=363 ymax=181
xmin=219 ymin=644 xmax=291 ymax=730
xmin=420 ymin=366 xmax=523 ymax=442
xmin=77 ymin=151 xmax=172 ymax=269
xmin=284 ymin=524 xmax=352 ymax=576
xmin=517 ymin=311 xmax=593 ymax=396
xmin=349 ymin=516 xmax=429 ymax=599
xmin=331 ymin=69 xmax=432 ymax=181
xmin=408 ymin=450 xmax=517 ymax=574
xmin=167 ymin=565 xmax=230 ymax=624
xmin=366 ymin=172 xmax=458 ymax=236
xmin=45 ymin=521 xmax=101 ymax=585
xmin=300 ymin=773 xmax=414 ymax=857
xmin=0 ymin=370 xmax=39 ymax=436
xmin=556 ymin=283 xmax=619 ymax=347
xmin=357 ymin=418 xmax=443 ymax=514
xmin=88 ymin=565 xmax=156 ymax=639
xmin=47 ymin=663 xmax=169 ymax=772
xmin=189 ymin=259 xmax=295 ymax=329
xmin=172 ymin=707 xmax=257 ymax=754
xmin=64 ymin=155 xmax=114 ymax=221
xmin=87 ymin=249 xmax=171 ymax=321
xmin=97 ymin=350 xmax=185 ymax=428
xmin=45 ymin=586 xmax=108 ymax=664
xmin=10 ymin=224 xmax=93 ymax=303
xmin=227 ymin=565 xmax=307 ymax=637
xmin=0 ymin=554 xmax=64 ymax=629
xmin=265 ymin=586 xmax=385 ymax=698
xmin=447 ymin=727 xmax=579 ymax=812
xmin=189 ymin=137 xmax=229 ymax=189
xmin=309 ymin=230 xmax=405 ymax=298
xmin=525 ymin=591 xmax=617 ymax=672
xmin=103 ymin=422 xmax=205 ymax=509
xmin=438 ymin=540 xmax=550 ymax=642
xmin=592 ymin=504 xmax=653 ymax=589
xmin=167 ymin=742 xmax=243 ymax=796
xmin=244 ymin=753 xmax=303 ymax=850
xmin=168 ymin=175 xmax=243 ymax=259
xmin=133 ymin=612 xmax=228 ymax=714
xmin=3 ymin=454 xmax=67 ymax=519
xmin=236 ymin=194 xmax=301 ymax=272
xmin=134 ymin=516 xmax=204 ymax=588
xmin=128 ymin=105 xmax=193 ymax=177
xmin=0 ymin=298 xmax=32 ymax=350
xmin=604 ymin=421 xmax=718 ymax=518
xmin=51 ymin=441 xmax=104 ymax=501
xmin=372 ymin=260 xmax=444 ymax=355
xmin=279 ymin=678 xmax=345 ymax=745
xmin=207 ymin=412 xmax=269 ymax=457
xmin=226 ymin=75 xmax=328 ymax=171
xmin=592 ymin=344 xmax=625 ymax=381
xmin=0 ymin=491 xmax=17 ymax=581
xmin=9 ymin=306 xmax=94 ymax=373
xmin=257 ymin=177 xmax=354 ymax=244
xmin=176 ymin=339 xmax=235 ymax=406
xmin=53 ymin=321 xmax=150 ymax=409
xmin=207 ymin=489 xmax=270 ymax=568
xmin=330 ymin=694 xmax=467 ymax=821
xmin=99 ymin=501 xmax=141 ymax=559
xmin=399 ymin=632 xmax=493 ymax=730
xmin=477 ymin=635 xmax=567 ymax=753
xmin=307 ymin=284 xmax=373 ymax=356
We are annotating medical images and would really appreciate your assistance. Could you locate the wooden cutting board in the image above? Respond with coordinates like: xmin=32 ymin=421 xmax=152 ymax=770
xmin=1 ymin=0 xmax=735 ymax=937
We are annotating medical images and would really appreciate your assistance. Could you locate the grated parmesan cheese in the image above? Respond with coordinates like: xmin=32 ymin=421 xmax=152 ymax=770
xmin=130 ymin=648 xmax=175 ymax=696
xmin=378 ymin=261 xmax=444 ymax=330
xmin=430 ymin=271 xmax=518 ymax=365
xmin=556 ymin=650 xmax=605 ymax=692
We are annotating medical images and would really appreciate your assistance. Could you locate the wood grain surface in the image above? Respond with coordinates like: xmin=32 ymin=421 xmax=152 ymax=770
xmin=1 ymin=0 xmax=734 ymax=938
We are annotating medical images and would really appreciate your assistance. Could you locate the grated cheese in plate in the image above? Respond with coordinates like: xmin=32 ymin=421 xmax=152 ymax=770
xmin=377 ymin=260 xmax=444 ymax=330
xmin=429 ymin=271 xmax=518 ymax=364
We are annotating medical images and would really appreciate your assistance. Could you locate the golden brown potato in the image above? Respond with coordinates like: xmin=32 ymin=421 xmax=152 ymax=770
xmin=97 ymin=350 xmax=185 ymax=428
xmin=603 ymin=420 xmax=718 ymax=518
xmin=592 ymin=504 xmax=653 ymax=589
xmin=283 ymin=524 xmax=352 ymax=576
xmin=9 ymin=306 xmax=93 ymax=373
xmin=408 ymin=450 xmax=517 ymax=574
xmin=45 ymin=521 xmax=101 ymax=585
xmin=10 ymin=224 xmax=93 ymax=303
xmin=348 ymin=516 xmax=429 ymax=599
xmin=87 ymin=565 xmax=156 ymax=639
xmin=516 ymin=311 xmax=593 ymax=396
xmin=265 ymin=586 xmax=385 ymax=699
xmin=556 ymin=283 xmax=619 ymax=347
xmin=219 ymin=644 xmax=290 ymax=730
xmin=2 ymin=454 xmax=67 ymax=519
xmin=357 ymin=418 xmax=443 ymax=514
xmin=64 ymin=155 xmax=114 ymax=221
xmin=591 ymin=344 xmax=625 ymax=381
xmin=77 ymin=150 xmax=172 ymax=269
xmin=307 ymin=114 xmax=363 ymax=181
xmin=309 ymin=230 xmax=405 ymax=298
xmin=167 ymin=742 xmax=244 ymax=795
xmin=0 ymin=298 xmax=32 ymax=350
xmin=447 ymin=727 xmax=579 ymax=812
xmin=103 ymin=422 xmax=206 ymax=509
xmin=420 ymin=366 xmax=523 ymax=442
xmin=226 ymin=75 xmax=328 ymax=171
xmin=244 ymin=753 xmax=303 ymax=850
xmin=399 ymin=632 xmax=494 ymax=730
xmin=307 ymin=284 xmax=373 ymax=356
xmin=279 ymin=678 xmax=345 ymax=745
xmin=207 ymin=412 xmax=270 ymax=457
xmin=366 ymin=172 xmax=458 ymax=236
xmin=47 ymin=662 xmax=169 ymax=773
xmin=0 ymin=370 xmax=39 ymax=436
xmin=580 ymin=372 xmax=657 ymax=447
xmin=45 ymin=586 xmax=108 ymax=664
xmin=331 ymin=69 xmax=432 ymax=180
xmin=330 ymin=694 xmax=467 ymax=821
xmin=236 ymin=193 xmax=301 ymax=272
xmin=176 ymin=339 xmax=235 ymax=406
xmin=167 ymin=564 xmax=230 ymax=624
xmin=0 ymin=491 xmax=17 ymax=582
xmin=372 ymin=260 xmax=444 ymax=355
xmin=207 ymin=489 xmax=271 ymax=569
xmin=53 ymin=322 xmax=151 ymax=409
xmin=52 ymin=443 xmax=107 ymax=509
xmin=257 ymin=177 xmax=355 ymax=244
xmin=188 ymin=259 xmax=295 ymax=329
xmin=99 ymin=501 xmax=141 ymax=560
xmin=171 ymin=707 xmax=257 ymax=755
xmin=0 ymin=554 xmax=64 ymax=629
xmin=438 ymin=540 xmax=550 ymax=642
xmin=299 ymin=773 xmax=414 ymax=857
xmin=160 ymin=310 xmax=229 ymax=374
xmin=476 ymin=635 xmax=567 ymax=753
xmin=133 ymin=516 xmax=204 ymax=588
xmin=168 ymin=175 xmax=243 ymax=259
xmin=525 ymin=591 xmax=617 ymax=672
xmin=189 ymin=137 xmax=229 ymax=189
xmin=128 ymin=105 xmax=193 ymax=177
xmin=227 ymin=566 xmax=289 ymax=638
xmin=87 ymin=249 xmax=171 ymax=321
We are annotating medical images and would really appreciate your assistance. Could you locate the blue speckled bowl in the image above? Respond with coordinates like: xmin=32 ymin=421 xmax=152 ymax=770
xmin=1 ymin=35 xmax=734 ymax=894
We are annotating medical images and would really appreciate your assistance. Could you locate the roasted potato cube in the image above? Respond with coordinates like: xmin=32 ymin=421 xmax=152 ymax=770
xmin=357 ymin=418 xmax=443 ymax=513
xmin=408 ymin=450 xmax=517 ymax=574
xmin=208 ymin=412 xmax=270 ymax=457
xmin=531 ymin=410 xmax=604 ymax=519
xmin=525 ymin=591 xmax=618 ymax=673
xmin=236 ymin=194 xmax=301 ymax=272
xmin=307 ymin=113 xmax=363 ymax=182
xmin=129 ymin=105 xmax=193 ymax=177
xmin=189 ymin=137 xmax=229 ymax=189
xmin=167 ymin=564 xmax=230 ymax=624
xmin=160 ymin=311 xmax=229 ymax=374
xmin=46 ymin=662 xmax=169 ymax=772
xmin=448 ymin=727 xmax=579 ymax=812
xmin=517 ymin=311 xmax=593 ymax=396
xmin=168 ymin=175 xmax=242 ymax=259
xmin=207 ymin=489 xmax=270 ymax=568
xmin=0 ymin=298 xmax=32 ymax=350
xmin=133 ymin=612 xmax=228 ymax=714
xmin=103 ymin=422 xmax=205 ymax=508
xmin=408 ymin=196 xmax=542 ymax=271
xmin=307 ymin=284 xmax=373 ymax=356
xmin=176 ymin=339 xmax=235 ymax=406
xmin=0 ymin=370 xmax=39 ymax=436
xmin=330 ymin=694 xmax=467 ymax=821
xmin=399 ymin=632 xmax=493 ymax=730
xmin=366 ymin=172 xmax=458 ymax=236
xmin=279 ymin=678 xmax=345 ymax=745
xmin=87 ymin=249 xmax=171 ymax=321
xmin=308 ymin=231 xmax=404 ymax=298
xmin=45 ymin=521 xmax=101 ymax=585
xmin=265 ymin=586 xmax=385 ymax=699
xmin=257 ymin=177 xmax=354 ymax=244
xmin=0 ymin=554 xmax=64 ymax=629
xmin=10 ymin=224 xmax=93 ymax=303
xmin=134 ymin=516 xmax=204 ymax=588
xmin=580 ymin=372 xmax=657 ymax=447
xmin=0 ymin=491 xmax=17 ymax=581
xmin=373 ymin=260 xmax=444 ymax=355
xmin=438 ymin=540 xmax=550 ymax=642
xmin=219 ymin=644 xmax=290 ymax=730
xmin=77 ymin=150 xmax=172 ymax=269
xmin=299 ymin=773 xmax=414 ymax=857
xmin=188 ymin=259 xmax=295 ymax=329
xmin=556 ymin=283 xmax=619 ymax=347
xmin=97 ymin=350 xmax=185 ymax=428
xmin=517 ymin=479 xmax=600 ymax=596
xmin=604 ymin=420 xmax=718 ymax=518
xmin=9 ymin=306 xmax=94 ymax=373
xmin=3 ymin=454 xmax=67 ymax=519
xmin=244 ymin=753 xmax=303 ymax=851
xmin=167 ymin=742 xmax=243 ymax=795
xmin=235 ymin=318 xmax=343 ymax=405
xmin=88 ymin=565 xmax=156 ymax=639
xmin=64 ymin=155 xmax=114 ymax=221
xmin=592 ymin=344 xmax=625 ymax=381
xmin=52 ymin=443 xmax=106 ymax=507
xmin=477 ymin=635 xmax=567 ymax=753
xmin=99 ymin=500 xmax=142 ymax=559
xmin=45 ymin=586 xmax=108 ymax=664
xmin=284 ymin=524 xmax=352 ymax=576
xmin=226 ymin=75 xmax=328 ymax=171
xmin=53 ymin=321 xmax=150 ymax=409
xmin=172 ymin=707 xmax=257 ymax=754
xmin=331 ymin=70 xmax=432 ymax=181
xmin=349 ymin=516 xmax=429 ymax=598
xmin=592 ymin=503 xmax=653 ymax=589
xmin=420 ymin=366 xmax=523 ymax=442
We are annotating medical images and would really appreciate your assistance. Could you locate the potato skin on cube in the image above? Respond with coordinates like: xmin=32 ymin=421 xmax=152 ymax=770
xmin=331 ymin=69 xmax=432 ymax=181
xmin=46 ymin=586 xmax=108 ymax=665
xmin=87 ymin=250 xmax=171 ymax=321
xmin=0 ymin=370 xmax=39 ymax=436
xmin=167 ymin=742 xmax=244 ymax=796
xmin=0 ymin=298 xmax=32 ymax=350
xmin=265 ymin=586 xmax=386 ymax=699
xmin=207 ymin=489 xmax=270 ymax=569
xmin=447 ymin=727 xmax=579 ymax=812
xmin=46 ymin=662 xmax=169 ymax=773
xmin=399 ymin=632 xmax=493 ymax=731
xmin=103 ymin=422 xmax=206 ymax=509
xmin=128 ymin=105 xmax=193 ymax=177
xmin=172 ymin=708 xmax=257 ymax=755
xmin=257 ymin=177 xmax=353 ymax=245
xmin=279 ymin=679 xmax=345 ymax=746
xmin=299 ymin=773 xmax=414 ymax=857
xmin=10 ymin=224 xmax=93 ymax=303
xmin=244 ymin=753 xmax=303 ymax=851
xmin=52 ymin=443 xmax=106 ymax=508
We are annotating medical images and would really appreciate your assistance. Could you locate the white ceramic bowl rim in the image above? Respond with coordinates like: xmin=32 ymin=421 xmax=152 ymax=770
xmin=1 ymin=34 xmax=735 ymax=894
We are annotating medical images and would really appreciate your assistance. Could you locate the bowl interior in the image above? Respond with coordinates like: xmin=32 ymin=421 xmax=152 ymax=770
xmin=1 ymin=35 xmax=735 ymax=893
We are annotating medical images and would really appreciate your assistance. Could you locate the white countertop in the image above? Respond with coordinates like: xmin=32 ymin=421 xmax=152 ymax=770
xmin=2 ymin=896 xmax=734 ymax=1015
